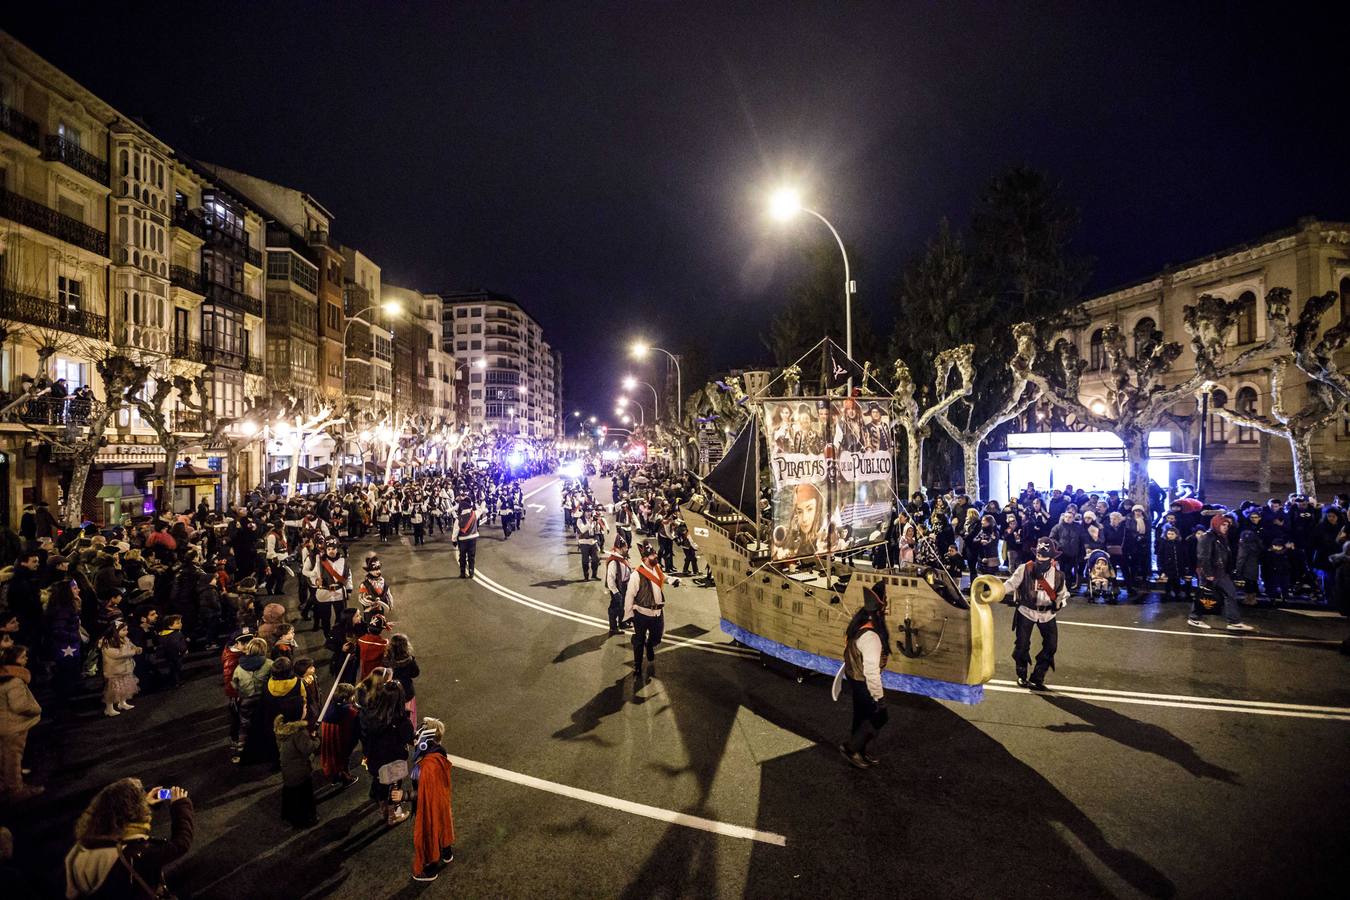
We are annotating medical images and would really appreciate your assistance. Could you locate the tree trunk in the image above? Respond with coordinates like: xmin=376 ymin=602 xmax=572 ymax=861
xmin=1122 ymin=429 xmax=1151 ymax=507
xmin=163 ymin=439 xmax=180 ymax=517
xmin=1288 ymin=428 xmax=1316 ymax=497
xmin=287 ymin=441 xmax=300 ymax=496
xmin=1257 ymin=433 xmax=1271 ymax=494
xmin=959 ymin=437 xmax=982 ymax=500
xmin=64 ymin=447 xmax=96 ymax=528
xmin=903 ymin=426 xmax=924 ymax=497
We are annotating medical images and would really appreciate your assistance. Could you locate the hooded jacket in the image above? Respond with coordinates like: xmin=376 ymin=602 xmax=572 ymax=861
xmin=275 ymin=716 xmax=316 ymax=787
xmin=0 ymin=665 xmax=42 ymax=735
xmin=230 ymin=655 xmax=272 ymax=699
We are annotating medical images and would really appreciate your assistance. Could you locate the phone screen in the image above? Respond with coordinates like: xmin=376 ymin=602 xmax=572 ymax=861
xmin=157 ymin=789 xmax=172 ymax=800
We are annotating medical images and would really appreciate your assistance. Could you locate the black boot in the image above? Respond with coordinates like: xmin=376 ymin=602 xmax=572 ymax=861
xmin=1029 ymin=668 xmax=1048 ymax=691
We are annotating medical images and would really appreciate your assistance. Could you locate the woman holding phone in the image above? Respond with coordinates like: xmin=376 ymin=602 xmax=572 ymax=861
xmin=64 ymin=778 xmax=194 ymax=898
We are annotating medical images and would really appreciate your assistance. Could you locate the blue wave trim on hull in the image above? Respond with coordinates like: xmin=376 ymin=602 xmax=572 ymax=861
xmin=720 ymin=618 xmax=984 ymax=705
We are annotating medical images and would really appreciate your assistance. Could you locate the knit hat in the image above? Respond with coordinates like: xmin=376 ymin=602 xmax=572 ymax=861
xmin=1210 ymin=514 xmax=1229 ymax=530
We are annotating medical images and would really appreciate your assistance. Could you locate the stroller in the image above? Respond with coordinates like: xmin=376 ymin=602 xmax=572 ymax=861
xmin=1085 ymin=549 xmax=1119 ymax=603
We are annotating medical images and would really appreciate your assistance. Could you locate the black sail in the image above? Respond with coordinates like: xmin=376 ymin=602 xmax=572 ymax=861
xmin=701 ymin=417 xmax=758 ymax=521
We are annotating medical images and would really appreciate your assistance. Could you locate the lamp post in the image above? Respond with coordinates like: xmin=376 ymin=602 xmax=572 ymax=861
xmin=616 ymin=395 xmax=646 ymax=426
xmin=768 ymin=187 xmax=855 ymax=365
xmin=630 ymin=340 xmax=682 ymax=468
xmin=621 ymin=376 xmax=659 ymax=422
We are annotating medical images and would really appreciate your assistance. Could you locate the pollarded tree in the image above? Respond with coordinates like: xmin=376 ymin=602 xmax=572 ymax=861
xmin=1014 ymin=294 xmax=1274 ymax=504
xmin=123 ymin=371 xmax=215 ymax=517
xmin=892 ymin=345 xmax=974 ymax=496
xmin=1208 ymin=288 xmax=1350 ymax=496
xmin=934 ymin=326 xmax=1040 ymax=499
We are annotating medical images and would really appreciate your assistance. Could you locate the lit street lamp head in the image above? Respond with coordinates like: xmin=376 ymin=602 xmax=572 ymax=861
xmin=630 ymin=341 xmax=649 ymax=359
xmin=380 ymin=300 xmax=403 ymax=316
xmin=622 ymin=375 xmax=637 ymax=390
xmin=768 ymin=186 xmax=802 ymax=222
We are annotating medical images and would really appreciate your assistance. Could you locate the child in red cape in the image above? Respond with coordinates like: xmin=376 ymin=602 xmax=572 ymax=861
xmin=410 ymin=716 xmax=455 ymax=882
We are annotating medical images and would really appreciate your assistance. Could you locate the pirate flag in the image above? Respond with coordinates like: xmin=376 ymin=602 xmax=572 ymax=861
xmin=827 ymin=345 xmax=866 ymax=389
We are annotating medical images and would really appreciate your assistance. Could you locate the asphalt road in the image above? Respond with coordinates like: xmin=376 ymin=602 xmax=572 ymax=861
xmin=11 ymin=472 xmax=1350 ymax=899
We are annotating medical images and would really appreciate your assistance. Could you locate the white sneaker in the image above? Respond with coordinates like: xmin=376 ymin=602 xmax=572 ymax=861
xmin=1186 ymin=618 xmax=1211 ymax=629
xmin=1226 ymin=622 xmax=1255 ymax=632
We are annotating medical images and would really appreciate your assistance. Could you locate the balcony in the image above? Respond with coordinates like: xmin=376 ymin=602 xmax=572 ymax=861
xmin=308 ymin=229 xmax=338 ymax=249
xmin=205 ymin=227 xmax=263 ymax=267
xmin=0 ymin=102 xmax=40 ymax=148
xmin=3 ymin=395 xmax=108 ymax=429
xmin=203 ymin=281 xmax=263 ymax=318
xmin=0 ymin=286 xmax=107 ymax=340
xmin=43 ymin=136 xmax=108 ymax=185
xmin=172 ymin=206 xmax=207 ymax=240
xmin=242 ymin=355 xmax=264 ymax=376
xmin=0 ymin=186 xmax=108 ymax=256
xmin=169 ymin=265 xmax=205 ymax=295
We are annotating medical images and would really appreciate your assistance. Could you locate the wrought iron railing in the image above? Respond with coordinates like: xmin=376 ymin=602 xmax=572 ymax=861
xmin=170 ymin=265 xmax=205 ymax=294
xmin=0 ymin=102 xmax=40 ymax=147
xmin=203 ymin=281 xmax=263 ymax=317
xmin=242 ymin=355 xmax=265 ymax=376
xmin=0 ymin=286 xmax=108 ymax=339
xmin=43 ymin=135 xmax=109 ymax=184
xmin=1 ymin=395 xmax=105 ymax=428
xmin=0 ymin=186 xmax=108 ymax=256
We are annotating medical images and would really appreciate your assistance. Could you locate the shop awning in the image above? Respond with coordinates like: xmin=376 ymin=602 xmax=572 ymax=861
xmin=269 ymin=465 xmax=326 ymax=484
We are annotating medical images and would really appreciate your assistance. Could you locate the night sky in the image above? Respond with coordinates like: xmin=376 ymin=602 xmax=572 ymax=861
xmin=7 ymin=2 xmax=1347 ymax=422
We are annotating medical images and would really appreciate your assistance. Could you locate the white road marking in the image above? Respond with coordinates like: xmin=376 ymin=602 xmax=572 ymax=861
xmin=1056 ymin=618 xmax=1341 ymax=646
xmin=496 ymin=476 xmax=1346 ymax=720
xmin=1279 ymin=608 xmax=1344 ymax=619
xmin=450 ymin=754 xmax=786 ymax=846
xmin=986 ymin=679 xmax=1350 ymax=720
xmin=474 ymin=570 xmax=753 ymax=658
xmin=529 ymin=503 xmax=545 ymax=511
xmin=523 ymin=478 xmax=560 ymax=500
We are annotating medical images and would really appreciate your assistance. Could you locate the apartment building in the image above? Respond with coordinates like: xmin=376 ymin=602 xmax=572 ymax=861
xmin=439 ymin=290 xmax=560 ymax=439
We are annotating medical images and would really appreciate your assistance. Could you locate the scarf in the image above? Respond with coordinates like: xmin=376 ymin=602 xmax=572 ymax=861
xmin=636 ymin=563 xmax=665 ymax=588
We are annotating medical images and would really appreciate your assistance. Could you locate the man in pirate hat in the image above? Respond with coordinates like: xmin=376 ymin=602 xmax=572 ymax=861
xmin=840 ymin=581 xmax=890 ymax=769
xmin=1002 ymin=536 xmax=1068 ymax=690
xmin=603 ymin=535 xmax=634 ymax=635
xmin=452 ymin=492 xmax=484 ymax=579
xmin=623 ymin=541 xmax=678 ymax=682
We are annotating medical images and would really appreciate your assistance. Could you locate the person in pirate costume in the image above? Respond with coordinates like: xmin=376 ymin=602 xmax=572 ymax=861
xmin=612 ymin=494 xmax=634 ymax=550
xmin=839 ymin=581 xmax=890 ymax=769
xmin=303 ymin=539 xmax=351 ymax=641
xmin=357 ymin=555 xmax=395 ymax=623
xmin=603 ymin=536 xmax=634 ymax=635
xmin=1002 ymin=536 xmax=1068 ymax=690
xmin=452 ymin=492 xmax=484 ymax=579
xmin=575 ymin=507 xmax=601 ymax=580
xmin=623 ymin=541 xmax=678 ymax=683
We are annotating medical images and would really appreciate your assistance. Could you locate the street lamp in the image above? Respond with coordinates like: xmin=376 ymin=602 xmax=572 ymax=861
xmin=767 ymin=186 xmax=855 ymax=365
xmin=630 ymin=340 xmax=682 ymax=467
xmin=618 ymin=395 xmax=646 ymax=425
xmin=622 ymin=375 xmax=659 ymax=421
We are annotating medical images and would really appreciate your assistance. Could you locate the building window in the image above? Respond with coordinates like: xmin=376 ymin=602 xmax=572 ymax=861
xmin=1208 ymin=389 xmax=1228 ymax=444
xmin=57 ymin=276 xmax=83 ymax=316
xmin=471 ymin=307 xmax=482 ymax=316
xmin=53 ymin=356 xmax=87 ymax=388
xmin=471 ymin=340 xmax=482 ymax=350
xmin=456 ymin=341 xmax=468 ymax=351
xmin=471 ymin=324 xmax=482 ymax=334
xmin=1235 ymin=292 xmax=1257 ymax=345
xmin=1235 ymin=386 xmax=1259 ymax=444
xmin=1132 ymin=317 xmax=1156 ymax=358
xmin=456 ymin=308 xmax=468 ymax=318
xmin=1089 ymin=329 xmax=1106 ymax=371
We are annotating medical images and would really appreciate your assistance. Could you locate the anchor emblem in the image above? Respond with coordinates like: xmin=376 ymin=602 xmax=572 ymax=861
xmin=895 ymin=600 xmax=947 ymax=659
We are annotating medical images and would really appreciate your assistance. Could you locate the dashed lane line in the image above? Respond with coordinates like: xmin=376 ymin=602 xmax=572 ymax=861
xmin=450 ymin=754 xmax=787 ymax=846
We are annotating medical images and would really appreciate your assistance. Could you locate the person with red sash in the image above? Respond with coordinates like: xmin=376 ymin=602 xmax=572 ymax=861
xmin=453 ymin=493 xmax=484 ymax=579
xmin=622 ymin=542 xmax=678 ymax=683
xmin=303 ymin=539 xmax=350 ymax=640
xmin=603 ymin=536 xmax=634 ymax=635
xmin=1003 ymin=536 xmax=1068 ymax=690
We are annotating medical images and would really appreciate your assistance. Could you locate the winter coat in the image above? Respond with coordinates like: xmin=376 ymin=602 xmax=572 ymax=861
xmin=275 ymin=716 xmax=316 ymax=787
xmin=221 ymin=646 xmax=243 ymax=699
xmin=231 ymin=655 xmax=272 ymax=698
xmin=100 ymin=642 xmax=139 ymax=679
xmin=388 ymin=655 xmax=420 ymax=701
xmin=1050 ymin=521 xmax=1086 ymax=560
xmin=0 ymin=665 xmax=42 ymax=736
xmin=257 ymin=603 xmax=287 ymax=644
xmin=262 ymin=676 xmax=304 ymax=726
xmin=1155 ymin=537 xmax=1189 ymax=583
xmin=1234 ymin=529 xmax=1263 ymax=583
xmin=63 ymin=799 xmax=194 ymax=900
xmin=44 ymin=600 xmax=83 ymax=664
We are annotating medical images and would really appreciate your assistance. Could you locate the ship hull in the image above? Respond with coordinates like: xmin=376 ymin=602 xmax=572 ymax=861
xmin=683 ymin=508 xmax=1001 ymax=704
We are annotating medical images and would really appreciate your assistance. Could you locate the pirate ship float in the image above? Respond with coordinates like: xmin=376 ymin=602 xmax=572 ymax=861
xmin=681 ymin=340 xmax=1002 ymax=703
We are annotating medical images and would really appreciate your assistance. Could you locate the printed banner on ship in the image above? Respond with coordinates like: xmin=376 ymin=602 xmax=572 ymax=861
xmin=762 ymin=398 xmax=897 ymax=562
